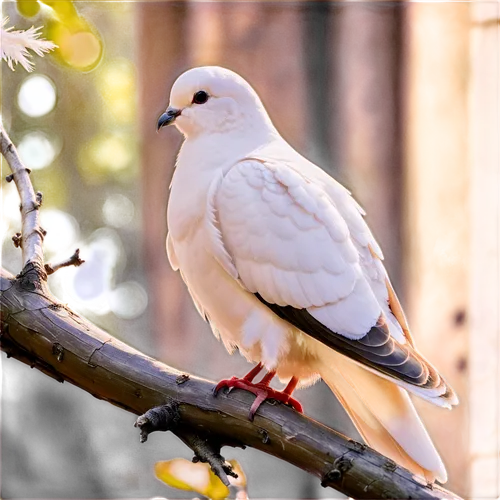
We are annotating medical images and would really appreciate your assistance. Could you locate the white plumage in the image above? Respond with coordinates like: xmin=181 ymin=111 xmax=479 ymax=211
xmin=159 ymin=66 xmax=458 ymax=483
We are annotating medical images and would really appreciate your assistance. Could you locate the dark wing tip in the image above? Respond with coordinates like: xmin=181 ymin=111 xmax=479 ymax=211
xmin=254 ymin=293 xmax=452 ymax=395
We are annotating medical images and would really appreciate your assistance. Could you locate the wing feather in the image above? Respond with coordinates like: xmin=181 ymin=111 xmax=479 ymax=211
xmin=214 ymin=157 xmax=457 ymax=406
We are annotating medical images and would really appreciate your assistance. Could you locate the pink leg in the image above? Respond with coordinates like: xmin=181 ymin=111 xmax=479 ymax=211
xmin=257 ymin=370 xmax=276 ymax=386
xmin=279 ymin=376 xmax=303 ymax=413
xmin=283 ymin=376 xmax=299 ymax=396
xmin=243 ymin=362 xmax=264 ymax=382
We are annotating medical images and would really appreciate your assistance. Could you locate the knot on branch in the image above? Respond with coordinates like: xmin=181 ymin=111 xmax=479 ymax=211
xmin=321 ymin=457 xmax=353 ymax=487
xmin=23 ymin=196 xmax=43 ymax=215
xmin=5 ymin=168 xmax=31 ymax=183
xmin=12 ymin=232 xmax=22 ymax=248
xmin=10 ymin=227 xmax=47 ymax=248
xmin=16 ymin=262 xmax=48 ymax=291
xmin=134 ymin=401 xmax=180 ymax=443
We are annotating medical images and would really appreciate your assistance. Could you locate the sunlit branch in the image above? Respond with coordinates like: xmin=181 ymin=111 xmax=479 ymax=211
xmin=1 ymin=123 xmax=45 ymax=271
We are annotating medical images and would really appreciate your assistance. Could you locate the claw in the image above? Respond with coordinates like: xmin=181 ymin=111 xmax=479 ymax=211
xmin=213 ymin=376 xmax=303 ymax=420
xmin=213 ymin=376 xmax=238 ymax=396
xmin=248 ymin=391 xmax=268 ymax=421
xmin=280 ymin=394 xmax=303 ymax=413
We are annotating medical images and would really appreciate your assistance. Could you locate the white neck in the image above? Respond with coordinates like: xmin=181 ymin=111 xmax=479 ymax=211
xmin=178 ymin=115 xmax=280 ymax=174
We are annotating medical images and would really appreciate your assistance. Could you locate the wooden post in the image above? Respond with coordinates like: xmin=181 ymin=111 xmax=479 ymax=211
xmin=468 ymin=4 xmax=500 ymax=498
xmin=403 ymin=4 xmax=471 ymax=495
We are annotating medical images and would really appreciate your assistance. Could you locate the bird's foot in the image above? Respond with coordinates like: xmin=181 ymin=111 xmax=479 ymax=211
xmin=214 ymin=377 xmax=303 ymax=420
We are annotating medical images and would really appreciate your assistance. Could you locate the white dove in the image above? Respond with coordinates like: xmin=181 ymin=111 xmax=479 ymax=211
xmin=157 ymin=66 xmax=458 ymax=484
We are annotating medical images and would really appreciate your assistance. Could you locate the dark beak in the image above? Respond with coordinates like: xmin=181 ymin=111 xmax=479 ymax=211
xmin=157 ymin=107 xmax=181 ymax=130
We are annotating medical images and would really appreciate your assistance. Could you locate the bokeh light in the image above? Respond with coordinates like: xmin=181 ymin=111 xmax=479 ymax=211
xmin=78 ymin=132 xmax=135 ymax=182
xmin=17 ymin=132 xmax=58 ymax=170
xmin=89 ymin=134 xmax=132 ymax=172
xmin=17 ymin=75 xmax=57 ymax=117
xmin=64 ymin=241 xmax=116 ymax=306
xmin=98 ymin=59 xmax=136 ymax=124
xmin=109 ymin=281 xmax=148 ymax=319
xmin=16 ymin=0 xmax=41 ymax=19
xmin=39 ymin=209 xmax=80 ymax=255
xmin=58 ymin=30 xmax=102 ymax=70
xmin=102 ymin=193 xmax=135 ymax=228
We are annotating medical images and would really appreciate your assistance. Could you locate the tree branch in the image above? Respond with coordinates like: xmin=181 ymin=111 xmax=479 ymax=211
xmin=0 ymin=124 xmax=463 ymax=499
xmin=0 ymin=268 xmax=462 ymax=500
xmin=1 ymin=124 xmax=45 ymax=272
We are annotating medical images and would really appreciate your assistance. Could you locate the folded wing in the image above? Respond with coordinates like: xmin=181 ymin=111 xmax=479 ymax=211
xmin=211 ymin=157 xmax=457 ymax=408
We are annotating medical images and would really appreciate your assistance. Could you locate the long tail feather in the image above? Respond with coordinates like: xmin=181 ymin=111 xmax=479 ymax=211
xmin=318 ymin=350 xmax=447 ymax=483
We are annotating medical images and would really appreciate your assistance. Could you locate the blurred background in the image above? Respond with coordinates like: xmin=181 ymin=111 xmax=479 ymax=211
xmin=1 ymin=1 xmax=498 ymax=498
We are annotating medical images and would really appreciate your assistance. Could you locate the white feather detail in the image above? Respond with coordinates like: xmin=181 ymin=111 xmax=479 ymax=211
xmin=175 ymin=263 xmax=211 ymax=328
xmin=217 ymin=155 xmax=407 ymax=344
xmin=166 ymin=232 xmax=179 ymax=271
xmin=205 ymin=171 xmax=239 ymax=280
xmin=1 ymin=17 xmax=56 ymax=72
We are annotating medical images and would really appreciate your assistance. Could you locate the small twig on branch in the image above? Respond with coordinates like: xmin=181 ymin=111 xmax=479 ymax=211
xmin=180 ymin=430 xmax=239 ymax=486
xmin=135 ymin=402 xmax=238 ymax=487
xmin=12 ymin=232 xmax=22 ymax=248
xmin=1 ymin=124 xmax=45 ymax=271
xmin=45 ymin=249 xmax=85 ymax=275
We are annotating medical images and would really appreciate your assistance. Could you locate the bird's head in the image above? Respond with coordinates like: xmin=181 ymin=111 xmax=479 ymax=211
xmin=157 ymin=66 xmax=275 ymax=138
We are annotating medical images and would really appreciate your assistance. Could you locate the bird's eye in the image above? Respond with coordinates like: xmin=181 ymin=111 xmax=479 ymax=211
xmin=192 ymin=90 xmax=209 ymax=105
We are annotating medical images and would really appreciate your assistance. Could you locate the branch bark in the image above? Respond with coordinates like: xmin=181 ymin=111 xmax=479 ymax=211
xmin=1 ymin=124 xmax=462 ymax=499
xmin=1 ymin=124 xmax=45 ymax=271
